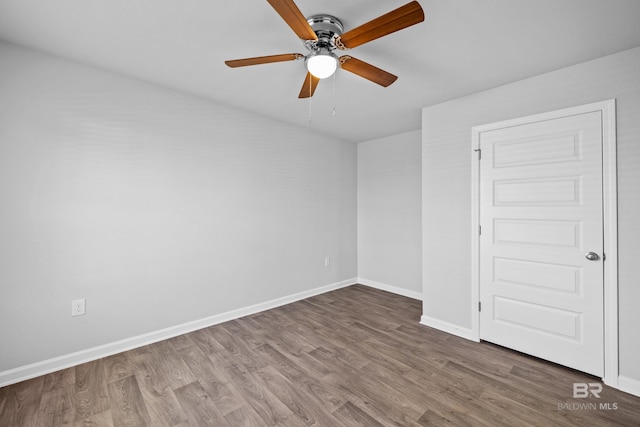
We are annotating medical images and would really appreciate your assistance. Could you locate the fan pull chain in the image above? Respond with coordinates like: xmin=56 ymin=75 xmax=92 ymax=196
xmin=332 ymin=71 xmax=337 ymax=117
xmin=308 ymin=78 xmax=312 ymax=124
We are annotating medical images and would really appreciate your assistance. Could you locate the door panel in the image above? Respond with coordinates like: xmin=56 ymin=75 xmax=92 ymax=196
xmin=479 ymin=111 xmax=604 ymax=376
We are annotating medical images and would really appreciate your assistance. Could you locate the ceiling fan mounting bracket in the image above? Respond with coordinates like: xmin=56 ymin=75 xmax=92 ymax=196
xmin=338 ymin=55 xmax=352 ymax=66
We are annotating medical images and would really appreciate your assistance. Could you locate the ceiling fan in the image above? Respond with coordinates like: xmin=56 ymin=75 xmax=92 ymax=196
xmin=225 ymin=0 xmax=425 ymax=98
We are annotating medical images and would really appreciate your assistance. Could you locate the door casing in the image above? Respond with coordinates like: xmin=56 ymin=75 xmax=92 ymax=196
xmin=470 ymin=99 xmax=618 ymax=386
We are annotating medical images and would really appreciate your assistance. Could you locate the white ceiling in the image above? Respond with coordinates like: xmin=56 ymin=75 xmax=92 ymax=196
xmin=1 ymin=0 xmax=640 ymax=142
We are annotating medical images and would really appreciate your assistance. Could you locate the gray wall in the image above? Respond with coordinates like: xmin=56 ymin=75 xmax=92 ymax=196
xmin=0 ymin=41 xmax=357 ymax=375
xmin=422 ymin=47 xmax=640 ymax=384
xmin=357 ymin=131 xmax=422 ymax=298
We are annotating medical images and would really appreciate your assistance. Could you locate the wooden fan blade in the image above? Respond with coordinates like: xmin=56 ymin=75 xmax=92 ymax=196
xmin=267 ymin=0 xmax=318 ymax=41
xmin=298 ymin=72 xmax=320 ymax=98
xmin=336 ymin=1 xmax=424 ymax=50
xmin=339 ymin=56 xmax=398 ymax=87
xmin=225 ymin=53 xmax=303 ymax=68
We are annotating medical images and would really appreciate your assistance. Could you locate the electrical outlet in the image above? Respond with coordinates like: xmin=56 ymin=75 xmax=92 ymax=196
xmin=72 ymin=299 xmax=86 ymax=317
xmin=324 ymin=256 xmax=331 ymax=267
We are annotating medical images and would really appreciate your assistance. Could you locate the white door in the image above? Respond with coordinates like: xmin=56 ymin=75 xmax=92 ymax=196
xmin=479 ymin=111 xmax=604 ymax=376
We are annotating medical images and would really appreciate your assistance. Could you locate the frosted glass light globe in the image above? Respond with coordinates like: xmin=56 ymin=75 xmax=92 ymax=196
xmin=306 ymin=53 xmax=337 ymax=79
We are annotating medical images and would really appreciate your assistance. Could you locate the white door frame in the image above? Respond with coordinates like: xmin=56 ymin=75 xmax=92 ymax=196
xmin=470 ymin=99 xmax=618 ymax=387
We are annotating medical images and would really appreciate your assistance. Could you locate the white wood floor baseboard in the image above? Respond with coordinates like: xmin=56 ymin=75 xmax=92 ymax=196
xmin=618 ymin=375 xmax=640 ymax=398
xmin=420 ymin=315 xmax=477 ymax=342
xmin=0 ymin=278 xmax=356 ymax=387
xmin=357 ymin=277 xmax=422 ymax=300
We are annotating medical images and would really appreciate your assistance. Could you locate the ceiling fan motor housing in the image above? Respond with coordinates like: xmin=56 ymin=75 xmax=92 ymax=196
xmin=304 ymin=15 xmax=344 ymax=53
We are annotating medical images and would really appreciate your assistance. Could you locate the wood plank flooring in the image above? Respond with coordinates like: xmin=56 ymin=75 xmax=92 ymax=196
xmin=1 ymin=284 xmax=639 ymax=426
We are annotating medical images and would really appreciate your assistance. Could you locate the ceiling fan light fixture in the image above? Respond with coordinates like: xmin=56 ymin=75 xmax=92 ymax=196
xmin=306 ymin=50 xmax=338 ymax=79
xmin=225 ymin=1 xmax=425 ymax=98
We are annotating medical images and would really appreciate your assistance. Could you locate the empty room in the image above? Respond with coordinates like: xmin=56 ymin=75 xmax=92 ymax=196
xmin=1 ymin=0 xmax=640 ymax=425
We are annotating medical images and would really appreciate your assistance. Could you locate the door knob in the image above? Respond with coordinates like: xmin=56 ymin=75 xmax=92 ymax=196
xmin=585 ymin=252 xmax=599 ymax=261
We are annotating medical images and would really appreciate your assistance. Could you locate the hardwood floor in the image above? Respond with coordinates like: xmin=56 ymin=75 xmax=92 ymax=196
xmin=1 ymin=284 xmax=639 ymax=426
